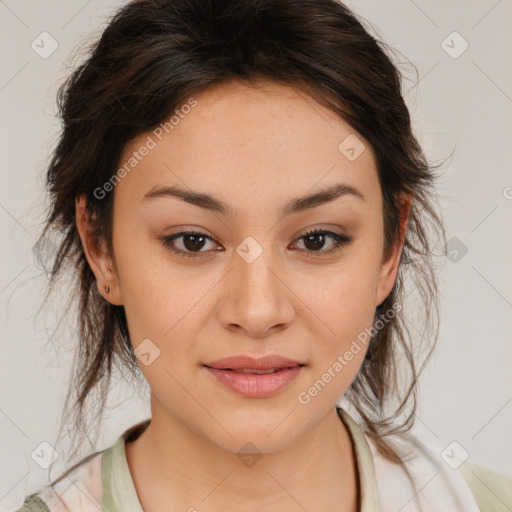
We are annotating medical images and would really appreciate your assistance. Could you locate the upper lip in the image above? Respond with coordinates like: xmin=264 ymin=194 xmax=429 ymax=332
xmin=204 ymin=355 xmax=305 ymax=371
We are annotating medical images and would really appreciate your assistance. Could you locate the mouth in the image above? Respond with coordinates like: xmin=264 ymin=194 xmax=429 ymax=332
xmin=202 ymin=355 xmax=306 ymax=398
xmin=203 ymin=365 xmax=305 ymax=374
xmin=203 ymin=354 xmax=306 ymax=372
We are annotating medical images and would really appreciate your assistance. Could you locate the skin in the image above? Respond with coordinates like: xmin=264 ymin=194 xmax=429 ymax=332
xmin=76 ymin=79 xmax=410 ymax=512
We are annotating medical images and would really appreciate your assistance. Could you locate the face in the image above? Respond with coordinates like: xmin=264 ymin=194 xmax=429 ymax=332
xmin=77 ymin=79 xmax=405 ymax=454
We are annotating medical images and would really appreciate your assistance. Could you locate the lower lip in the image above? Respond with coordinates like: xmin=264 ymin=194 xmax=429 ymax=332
xmin=204 ymin=366 xmax=303 ymax=398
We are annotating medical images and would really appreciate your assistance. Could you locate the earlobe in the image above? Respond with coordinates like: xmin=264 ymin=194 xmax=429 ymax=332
xmin=75 ymin=194 xmax=123 ymax=305
xmin=374 ymin=195 xmax=411 ymax=308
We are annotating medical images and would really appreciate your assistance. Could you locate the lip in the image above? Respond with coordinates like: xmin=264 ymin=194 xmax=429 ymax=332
xmin=203 ymin=355 xmax=305 ymax=398
xmin=204 ymin=354 xmax=304 ymax=371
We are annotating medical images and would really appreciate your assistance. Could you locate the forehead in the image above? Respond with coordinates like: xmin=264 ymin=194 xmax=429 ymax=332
xmin=115 ymin=79 xmax=380 ymax=212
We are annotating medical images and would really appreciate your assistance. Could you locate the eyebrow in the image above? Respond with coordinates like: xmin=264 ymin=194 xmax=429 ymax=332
xmin=142 ymin=182 xmax=365 ymax=217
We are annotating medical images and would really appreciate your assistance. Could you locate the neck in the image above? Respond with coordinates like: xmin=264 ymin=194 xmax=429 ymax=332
xmin=125 ymin=400 xmax=359 ymax=512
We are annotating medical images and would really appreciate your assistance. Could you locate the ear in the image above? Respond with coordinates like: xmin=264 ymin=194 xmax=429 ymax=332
xmin=374 ymin=195 xmax=411 ymax=308
xmin=75 ymin=194 xmax=123 ymax=305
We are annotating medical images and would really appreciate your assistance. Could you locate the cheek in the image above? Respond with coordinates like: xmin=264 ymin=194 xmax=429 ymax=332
xmin=119 ymin=259 xmax=211 ymax=347
xmin=297 ymin=237 xmax=383 ymax=381
xmin=113 ymin=235 xmax=229 ymax=389
xmin=114 ymin=207 xmax=383 ymax=360
xmin=112 ymin=227 xmax=199 ymax=342
xmin=296 ymin=268 xmax=379 ymax=405
xmin=308 ymin=275 xmax=376 ymax=372
xmin=305 ymin=250 xmax=381 ymax=332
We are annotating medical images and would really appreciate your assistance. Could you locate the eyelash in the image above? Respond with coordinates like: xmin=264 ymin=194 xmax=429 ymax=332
xmin=161 ymin=228 xmax=353 ymax=259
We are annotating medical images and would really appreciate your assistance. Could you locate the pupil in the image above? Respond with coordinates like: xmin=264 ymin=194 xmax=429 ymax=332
xmin=184 ymin=234 xmax=205 ymax=252
xmin=182 ymin=233 xmax=327 ymax=253
xmin=305 ymin=233 xmax=324 ymax=251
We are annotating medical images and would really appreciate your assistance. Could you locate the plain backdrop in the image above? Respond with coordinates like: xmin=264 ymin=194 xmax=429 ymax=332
xmin=1 ymin=0 xmax=511 ymax=510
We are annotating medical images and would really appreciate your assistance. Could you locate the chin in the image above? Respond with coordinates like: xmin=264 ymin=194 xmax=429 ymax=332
xmin=188 ymin=405 xmax=306 ymax=455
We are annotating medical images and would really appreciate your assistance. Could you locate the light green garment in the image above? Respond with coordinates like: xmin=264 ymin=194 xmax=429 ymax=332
xmin=14 ymin=407 xmax=512 ymax=511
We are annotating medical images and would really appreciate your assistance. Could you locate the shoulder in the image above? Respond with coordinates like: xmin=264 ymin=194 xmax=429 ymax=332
xmin=459 ymin=460 xmax=512 ymax=512
xmin=11 ymin=419 xmax=150 ymax=512
xmin=11 ymin=493 xmax=50 ymax=512
xmin=11 ymin=450 xmax=103 ymax=512
xmin=366 ymin=431 xmax=509 ymax=512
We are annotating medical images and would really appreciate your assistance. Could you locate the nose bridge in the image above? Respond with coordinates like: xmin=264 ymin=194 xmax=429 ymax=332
xmin=234 ymin=233 xmax=280 ymax=302
xmin=221 ymin=233 xmax=294 ymax=335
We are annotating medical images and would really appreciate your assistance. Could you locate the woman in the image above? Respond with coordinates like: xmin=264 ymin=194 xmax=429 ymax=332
xmin=13 ymin=0 xmax=512 ymax=511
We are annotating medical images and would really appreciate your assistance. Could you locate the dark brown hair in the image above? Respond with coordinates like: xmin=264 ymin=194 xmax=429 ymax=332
xmin=34 ymin=0 xmax=448 ymax=473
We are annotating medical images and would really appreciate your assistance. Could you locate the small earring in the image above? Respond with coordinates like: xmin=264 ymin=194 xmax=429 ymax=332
xmin=105 ymin=284 xmax=110 ymax=294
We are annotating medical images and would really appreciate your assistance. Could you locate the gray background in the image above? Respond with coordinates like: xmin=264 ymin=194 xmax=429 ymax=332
xmin=1 ymin=0 xmax=511 ymax=510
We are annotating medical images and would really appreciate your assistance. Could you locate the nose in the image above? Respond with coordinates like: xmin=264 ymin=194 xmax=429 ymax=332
xmin=216 ymin=243 xmax=296 ymax=338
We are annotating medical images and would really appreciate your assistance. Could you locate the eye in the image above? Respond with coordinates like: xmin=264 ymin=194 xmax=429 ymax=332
xmin=292 ymin=228 xmax=353 ymax=257
xmin=161 ymin=230 xmax=222 ymax=258
xmin=162 ymin=228 xmax=353 ymax=259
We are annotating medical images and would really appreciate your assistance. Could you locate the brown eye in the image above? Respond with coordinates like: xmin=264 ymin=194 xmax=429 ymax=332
xmin=294 ymin=228 xmax=353 ymax=256
xmin=162 ymin=228 xmax=353 ymax=259
xmin=162 ymin=231 xmax=221 ymax=258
